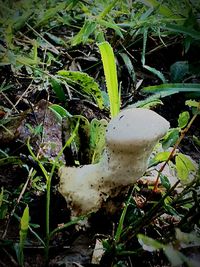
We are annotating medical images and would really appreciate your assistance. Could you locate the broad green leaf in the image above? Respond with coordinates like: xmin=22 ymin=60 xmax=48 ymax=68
xmin=162 ymin=128 xmax=179 ymax=150
xmin=175 ymin=153 xmax=196 ymax=183
xmin=149 ymin=151 xmax=171 ymax=166
xmin=49 ymin=104 xmax=72 ymax=122
xmin=170 ymin=61 xmax=189 ymax=82
xmin=98 ymin=41 xmax=120 ymax=117
xmin=142 ymin=83 xmax=200 ymax=94
xmin=186 ymin=100 xmax=200 ymax=115
xmin=175 ymin=154 xmax=189 ymax=182
xmin=71 ymin=20 xmax=97 ymax=46
xmin=137 ymin=234 xmax=164 ymax=252
xmin=119 ymin=52 xmax=136 ymax=83
xmin=178 ymin=111 xmax=190 ymax=129
xmin=185 ymin=100 xmax=199 ymax=108
xmin=50 ymin=79 xmax=66 ymax=101
xmin=57 ymin=70 xmax=104 ymax=109
xmin=178 ymin=153 xmax=196 ymax=171
xmin=89 ymin=118 xmax=108 ymax=163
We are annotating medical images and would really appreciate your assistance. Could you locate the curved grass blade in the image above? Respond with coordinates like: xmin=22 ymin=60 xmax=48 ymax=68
xmin=137 ymin=0 xmax=181 ymax=19
xmin=49 ymin=104 xmax=72 ymax=122
xmin=71 ymin=20 xmax=97 ymax=46
xmin=142 ymin=29 xmax=166 ymax=83
xmin=142 ymin=83 xmax=200 ymax=94
xmin=119 ymin=52 xmax=136 ymax=83
xmin=163 ymin=24 xmax=200 ymax=40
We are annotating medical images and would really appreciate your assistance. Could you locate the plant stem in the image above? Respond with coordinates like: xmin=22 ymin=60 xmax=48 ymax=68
xmin=153 ymin=108 xmax=199 ymax=191
xmin=45 ymin=176 xmax=51 ymax=259
xmin=44 ymin=120 xmax=80 ymax=262
xmin=123 ymin=180 xmax=180 ymax=243
xmin=49 ymin=214 xmax=87 ymax=240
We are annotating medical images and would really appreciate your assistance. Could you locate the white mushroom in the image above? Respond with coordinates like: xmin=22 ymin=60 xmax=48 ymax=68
xmin=59 ymin=108 xmax=170 ymax=216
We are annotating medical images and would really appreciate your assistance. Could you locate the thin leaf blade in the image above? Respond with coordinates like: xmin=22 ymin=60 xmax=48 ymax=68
xmin=98 ymin=41 xmax=120 ymax=117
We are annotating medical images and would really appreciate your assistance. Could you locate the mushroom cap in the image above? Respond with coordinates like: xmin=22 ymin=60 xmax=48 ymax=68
xmin=106 ymin=108 xmax=170 ymax=151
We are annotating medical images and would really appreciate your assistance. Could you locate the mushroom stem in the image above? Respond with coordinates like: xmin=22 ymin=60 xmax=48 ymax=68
xmin=59 ymin=108 xmax=170 ymax=216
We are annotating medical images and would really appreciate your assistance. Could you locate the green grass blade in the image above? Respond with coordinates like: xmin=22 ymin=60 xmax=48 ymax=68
xmin=98 ymin=0 xmax=119 ymax=19
xmin=115 ymin=188 xmax=134 ymax=243
xmin=138 ymin=0 xmax=181 ymax=19
xmin=71 ymin=20 xmax=97 ymax=46
xmin=18 ymin=205 xmax=29 ymax=266
xmin=144 ymin=65 xmax=166 ymax=83
xmin=119 ymin=52 xmax=136 ymax=83
xmin=49 ymin=214 xmax=89 ymax=240
xmin=163 ymin=24 xmax=200 ymax=40
xmin=142 ymin=29 xmax=166 ymax=83
xmin=49 ymin=104 xmax=72 ymax=122
xmin=142 ymin=83 xmax=200 ymax=94
xmin=98 ymin=41 xmax=120 ymax=117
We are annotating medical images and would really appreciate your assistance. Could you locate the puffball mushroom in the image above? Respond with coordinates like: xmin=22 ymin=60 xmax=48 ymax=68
xmin=59 ymin=108 xmax=170 ymax=216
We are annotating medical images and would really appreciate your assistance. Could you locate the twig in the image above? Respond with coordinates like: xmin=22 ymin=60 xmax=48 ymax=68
xmin=0 ymin=259 xmax=7 ymax=267
xmin=13 ymin=81 xmax=33 ymax=110
xmin=25 ymin=23 xmax=60 ymax=55
xmin=2 ymin=248 xmax=18 ymax=266
xmin=0 ymin=91 xmax=19 ymax=113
